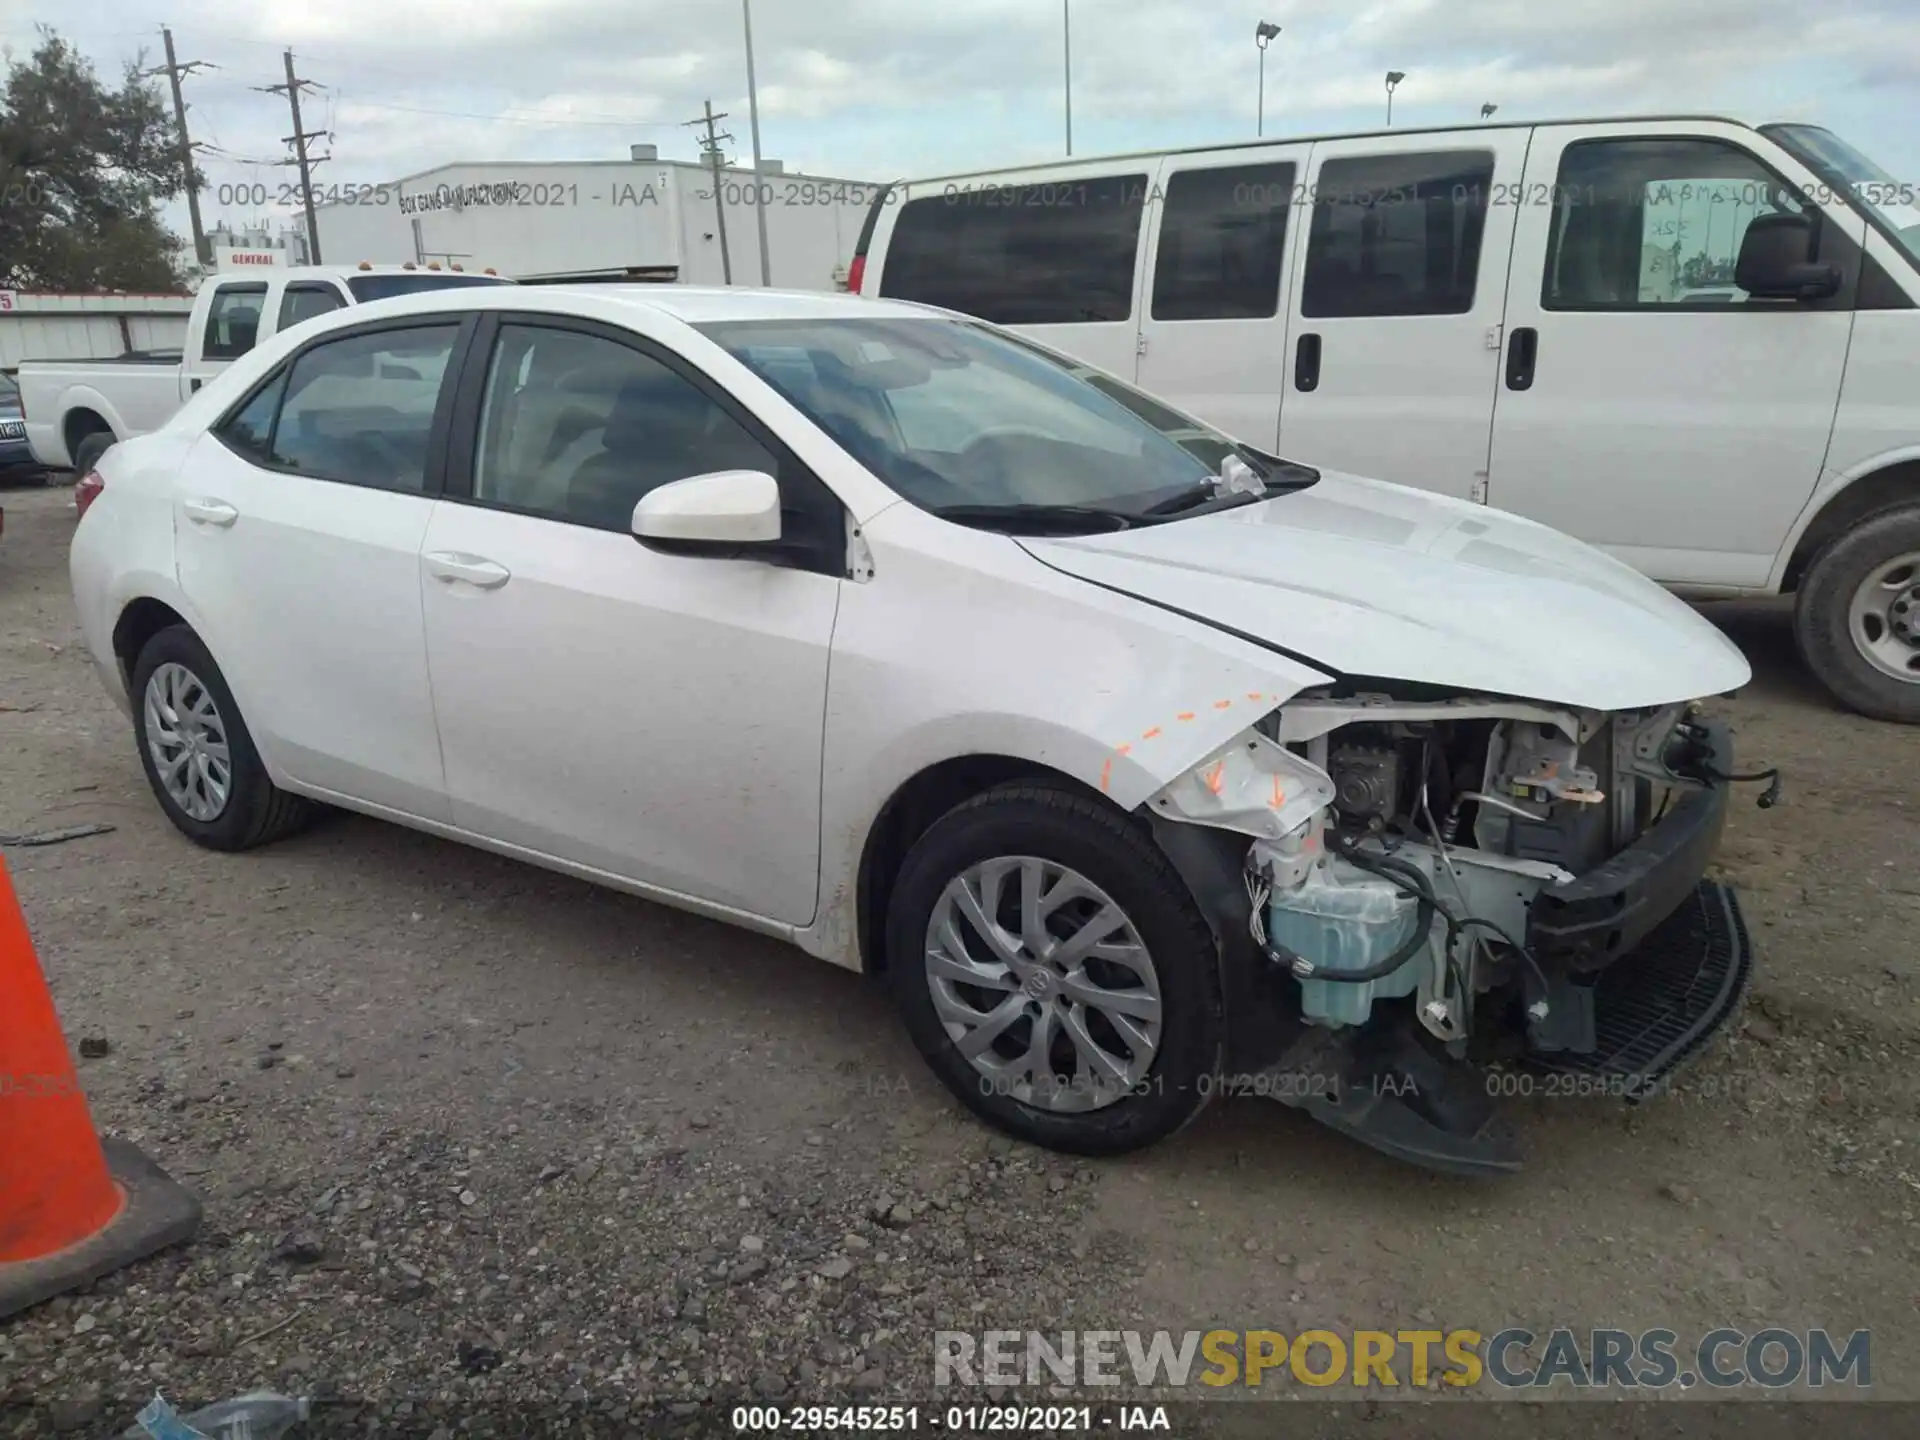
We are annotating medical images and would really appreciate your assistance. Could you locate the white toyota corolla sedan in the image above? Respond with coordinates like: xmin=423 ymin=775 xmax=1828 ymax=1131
xmin=71 ymin=285 xmax=1765 ymax=1173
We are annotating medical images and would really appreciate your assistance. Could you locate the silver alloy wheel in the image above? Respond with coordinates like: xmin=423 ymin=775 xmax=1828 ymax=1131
xmin=143 ymin=661 xmax=233 ymax=822
xmin=924 ymin=856 xmax=1163 ymax=1114
xmin=1848 ymin=550 xmax=1920 ymax=684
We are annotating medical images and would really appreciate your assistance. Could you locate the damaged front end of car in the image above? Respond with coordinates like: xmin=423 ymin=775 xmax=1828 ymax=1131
xmin=1145 ymin=687 xmax=1766 ymax=1175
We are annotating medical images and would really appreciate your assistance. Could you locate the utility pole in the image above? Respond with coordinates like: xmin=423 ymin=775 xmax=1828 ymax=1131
xmin=684 ymin=101 xmax=735 ymax=285
xmin=259 ymin=51 xmax=328 ymax=264
xmin=741 ymin=0 xmax=773 ymax=286
xmin=1063 ymin=0 xmax=1073 ymax=155
xmin=145 ymin=29 xmax=214 ymax=269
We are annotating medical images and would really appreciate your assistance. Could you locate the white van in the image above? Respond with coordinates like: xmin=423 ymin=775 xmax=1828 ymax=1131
xmin=854 ymin=115 xmax=1920 ymax=723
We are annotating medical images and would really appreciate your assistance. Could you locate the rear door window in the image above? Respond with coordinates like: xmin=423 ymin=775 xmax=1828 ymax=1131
xmin=1300 ymin=151 xmax=1495 ymax=317
xmin=267 ymin=325 xmax=459 ymax=492
xmin=278 ymin=282 xmax=348 ymax=332
xmin=878 ymin=173 xmax=1148 ymax=324
xmin=202 ymin=284 xmax=269 ymax=361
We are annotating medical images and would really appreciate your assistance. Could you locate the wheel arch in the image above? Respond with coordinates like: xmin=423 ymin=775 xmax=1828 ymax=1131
xmin=1782 ymin=458 xmax=1920 ymax=592
xmin=111 ymin=596 xmax=190 ymax=695
xmin=854 ymin=754 xmax=1113 ymax=976
xmin=62 ymin=404 xmax=116 ymax=458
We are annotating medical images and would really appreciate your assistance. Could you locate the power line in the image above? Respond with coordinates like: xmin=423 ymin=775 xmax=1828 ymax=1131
xmin=684 ymin=99 xmax=735 ymax=285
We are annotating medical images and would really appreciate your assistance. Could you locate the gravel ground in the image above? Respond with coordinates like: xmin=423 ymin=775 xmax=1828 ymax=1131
xmin=1 ymin=482 xmax=1915 ymax=1437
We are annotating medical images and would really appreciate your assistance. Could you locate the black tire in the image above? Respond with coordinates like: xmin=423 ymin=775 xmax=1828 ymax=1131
xmin=71 ymin=430 xmax=113 ymax=477
xmin=886 ymin=782 xmax=1222 ymax=1156
xmin=130 ymin=624 xmax=314 ymax=850
xmin=1793 ymin=504 xmax=1920 ymax=723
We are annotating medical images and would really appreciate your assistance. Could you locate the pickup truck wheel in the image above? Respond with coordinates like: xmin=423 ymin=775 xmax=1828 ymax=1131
xmin=885 ymin=782 xmax=1222 ymax=1156
xmin=1795 ymin=504 xmax=1920 ymax=723
xmin=71 ymin=431 xmax=113 ymax=478
xmin=131 ymin=624 xmax=315 ymax=850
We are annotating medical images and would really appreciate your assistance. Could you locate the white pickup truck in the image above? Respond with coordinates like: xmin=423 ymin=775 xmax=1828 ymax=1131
xmin=20 ymin=264 xmax=511 ymax=474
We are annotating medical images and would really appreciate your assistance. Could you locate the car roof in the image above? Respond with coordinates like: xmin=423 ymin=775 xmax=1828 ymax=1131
xmin=342 ymin=283 xmax=941 ymax=327
xmin=555 ymin=285 xmax=931 ymax=324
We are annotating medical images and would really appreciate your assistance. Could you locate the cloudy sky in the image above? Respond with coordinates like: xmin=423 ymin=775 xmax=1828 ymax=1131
xmin=5 ymin=0 xmax=1920 ymax=238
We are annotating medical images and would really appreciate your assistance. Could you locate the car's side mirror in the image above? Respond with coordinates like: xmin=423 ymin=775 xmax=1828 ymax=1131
xmin=1735 ymin=212 xmax=1842 ymax=301
xmin=631 ymin=470 xmax=783 ymax=552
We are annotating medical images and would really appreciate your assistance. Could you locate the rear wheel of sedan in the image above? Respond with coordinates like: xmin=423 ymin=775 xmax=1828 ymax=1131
xmin=886 ymin=782 xmax=1222 ymax=1155
xmin=131 ymin=624 xmax=314 ymax=850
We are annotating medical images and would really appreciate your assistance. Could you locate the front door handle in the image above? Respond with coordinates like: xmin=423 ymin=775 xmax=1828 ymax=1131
xmin=1506 ymin=327 xmax=1539 ymax=391
xmin=182 ymin=497 xmax=238 ymax=528
xmin=1294 ymin=332 xmax=1322 ymax=392
xmin=424 ymin=551 xmax=512 ymax=590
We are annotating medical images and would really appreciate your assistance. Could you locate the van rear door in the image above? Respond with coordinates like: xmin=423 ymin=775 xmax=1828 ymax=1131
xmin=871 ymin=164 xmax=1154 ymax=383
xmin=1133 ymin=146 xmax=1309 ymax=449
xmin=1276 ymin=128 xmax=1530 ymax=502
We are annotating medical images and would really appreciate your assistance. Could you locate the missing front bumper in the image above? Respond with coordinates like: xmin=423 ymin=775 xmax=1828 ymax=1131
xmin=1525 ymin=880 xmax=1753 ymax=1099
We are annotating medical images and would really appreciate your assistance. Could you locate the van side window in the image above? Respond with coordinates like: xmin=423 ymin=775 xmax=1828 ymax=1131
xmin=878 ymin=174 xmax=1148 ymax=325
xmin=1301 ymin=152 xmax=1494 ymax=318
xmin=1544 ymin=139 xmax=1813 ymax=309
xmin=1152 ymin=162 xmax=1295 ymax=321
xmin=202 ymin=284 xmax=269 ymax=360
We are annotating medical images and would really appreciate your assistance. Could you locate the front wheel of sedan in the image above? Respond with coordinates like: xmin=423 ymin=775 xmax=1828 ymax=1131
xmin=886 ymin=782 xmax=1222 ymax=1155
xmin=130 ymin=624 xmax=314 ymax=851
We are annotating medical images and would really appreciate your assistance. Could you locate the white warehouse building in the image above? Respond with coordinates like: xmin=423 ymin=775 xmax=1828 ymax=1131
xmin=312 ymin=145 xmax=882 ymax=290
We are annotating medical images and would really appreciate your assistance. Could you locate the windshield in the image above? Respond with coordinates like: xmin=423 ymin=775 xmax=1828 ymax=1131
xmin=346 ymin=273 xmax=513 ymax=302
xmin=1763 ymin=124 xmax=1920 ymax=271
xmin=698 ymin=315 xmax=1313 ymax=524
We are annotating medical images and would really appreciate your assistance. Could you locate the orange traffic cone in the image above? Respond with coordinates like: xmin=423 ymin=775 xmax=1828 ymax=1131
xmin=0 ymin=855 xmax=200 ymax=1318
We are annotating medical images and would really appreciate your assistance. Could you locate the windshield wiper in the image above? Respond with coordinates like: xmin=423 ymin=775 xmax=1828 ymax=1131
xmin=928 ymin=503 xmax=1135 ymax=534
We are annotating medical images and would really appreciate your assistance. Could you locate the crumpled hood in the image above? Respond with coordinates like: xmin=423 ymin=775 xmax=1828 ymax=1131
xmin=1019 ymin=469 xmax=1752 ymax=712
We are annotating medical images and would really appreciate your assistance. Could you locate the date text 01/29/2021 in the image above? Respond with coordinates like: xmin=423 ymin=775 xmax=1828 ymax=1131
xmin=730 ymin=1405 xmax=1171 ymax=1432
xmin=203 ymin=178 xmax=888 ymax=213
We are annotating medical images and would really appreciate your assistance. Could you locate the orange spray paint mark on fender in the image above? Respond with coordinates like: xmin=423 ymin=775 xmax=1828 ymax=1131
xmin=1271 ymin=776 xmax=1286 ymax=809
xmin=1142 ymin=727 xmax=1162 ymax=741
xmin=1100 ymin=757 xmax=1113 ymax=794
xmin=1214 ymin=699 xmax=1233 ymax=710
xmin=1205 ymin=761 xmax=1227 ymax=796
xmin=1177 ymin=712 xmax=1196 ymax=722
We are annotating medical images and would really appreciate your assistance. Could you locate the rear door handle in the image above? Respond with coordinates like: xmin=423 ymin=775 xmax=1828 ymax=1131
xmin=182 ymin=497 xmax=238 ymax=528
xmin=1294 ymin=332 xmax=1322 ymax=392
xmin=1506 ymin=327 xmax=1539 ymax=391
xmin=424 ymin=551 xmax=512 ymax=590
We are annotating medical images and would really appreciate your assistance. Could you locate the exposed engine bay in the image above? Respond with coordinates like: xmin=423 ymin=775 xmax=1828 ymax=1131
xmin=1148 ymin=688 xmax=1771 ymax=1128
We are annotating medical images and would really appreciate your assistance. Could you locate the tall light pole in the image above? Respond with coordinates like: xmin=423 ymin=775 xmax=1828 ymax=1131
xmin=1384 ymin=70 xmax=1405 ymax=126
xmin=1063 ymin=0 xmax=1073 ymax=155
xmin=1255 ymin=22 xmax=1281 ymax=137
xmin=742 ymin=0 xmax=773 ymax=286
